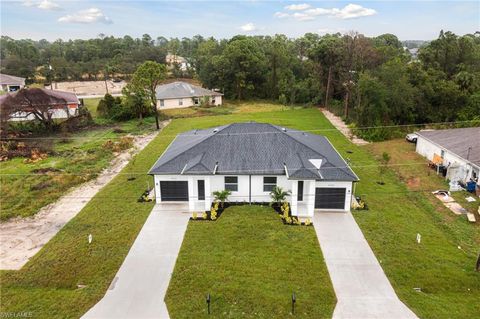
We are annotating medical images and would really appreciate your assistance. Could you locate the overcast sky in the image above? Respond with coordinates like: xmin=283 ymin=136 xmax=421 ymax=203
xmin=1 ymin=1 xmax=478 ymax=41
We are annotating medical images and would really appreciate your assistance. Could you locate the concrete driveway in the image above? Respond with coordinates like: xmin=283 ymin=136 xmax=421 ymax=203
xmin=313 ymin=212 xmax=418 ymax=319
xmin=82 ymin=205 xmax=189 ymax=319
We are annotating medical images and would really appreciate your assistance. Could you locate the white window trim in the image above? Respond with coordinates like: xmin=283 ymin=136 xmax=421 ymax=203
xmin=263 ymin=176 xmax=277 ymax=193
xmin=224 ymin=176 xmax=238 ymax=192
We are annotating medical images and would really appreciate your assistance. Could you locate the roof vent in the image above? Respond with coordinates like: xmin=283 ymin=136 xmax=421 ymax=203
xmin=282 ymin=127 xmax=287 ymax=132
xmin=309 ymin=159 xmax=323 ymax=169
xmin=213 ymin=128 xmax=218 ymax=133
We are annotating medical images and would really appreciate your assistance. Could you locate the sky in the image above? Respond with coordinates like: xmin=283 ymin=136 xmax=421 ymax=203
xmin=1 ymin=1 xmax=478 ymax=41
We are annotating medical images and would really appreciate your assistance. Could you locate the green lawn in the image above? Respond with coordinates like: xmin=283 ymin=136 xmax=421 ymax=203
xmin=1 ymin=107 xmax=479 ymax=318
xmin=166 ymin=206 xmax=335 ymax=318
xmin=0 ymin=114 xmax=157 ymax=220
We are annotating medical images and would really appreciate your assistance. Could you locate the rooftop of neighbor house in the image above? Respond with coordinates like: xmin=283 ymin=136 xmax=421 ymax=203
xmin=416 ymin=127 xmax=480 ymax=167
xmin=149 ymin=122 xmax=359 ymax=181
xmin=0 ymin=73 xmax=25 ymax=85
xmin=0 ymin=88 xmax=79 ymax=106
xmin=155 ymin=81 xmax=223 ymax=100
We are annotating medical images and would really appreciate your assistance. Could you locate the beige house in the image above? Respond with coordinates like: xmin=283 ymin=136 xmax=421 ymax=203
xmin=0 ymin=73 xmax=25 ymax=92
xmin=156 ymin=82 xmax=223 ymax=110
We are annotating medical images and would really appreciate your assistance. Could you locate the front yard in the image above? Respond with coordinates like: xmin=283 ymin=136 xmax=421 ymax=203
xmin=166 ymin=205 xmax=335 ymax=318
xmin=1 ymin=106 xmax=479 ymax=318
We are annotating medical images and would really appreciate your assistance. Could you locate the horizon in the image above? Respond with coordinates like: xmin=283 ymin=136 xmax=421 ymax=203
xmin=1 ymin=1 xmax=478 ymax=42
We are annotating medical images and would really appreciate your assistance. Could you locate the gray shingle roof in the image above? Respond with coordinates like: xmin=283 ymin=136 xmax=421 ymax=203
xmin=149 ymin=122 xmax=358 ymax=181
xmin=155 ymin=81 xmax=222 ymax=100
xmin=416 ymin=127 xmax=480 ymax=167
xmin=0 ymin=73 xmax=25 ymax=86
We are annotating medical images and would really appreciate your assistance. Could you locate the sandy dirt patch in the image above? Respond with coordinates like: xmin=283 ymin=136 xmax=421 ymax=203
xmin=320 ymin=108 xmax=369 ymax=145
xmin=0 ymin=122 xmax=169 ymax=270
xmin=50 ymin=80 xmax=126 ymax=98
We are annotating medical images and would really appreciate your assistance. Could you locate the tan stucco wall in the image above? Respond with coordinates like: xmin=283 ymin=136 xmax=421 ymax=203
xmin=156 ymin=95 xmax=222 ymax=110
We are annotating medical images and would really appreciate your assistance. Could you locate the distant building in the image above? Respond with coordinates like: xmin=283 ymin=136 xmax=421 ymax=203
xmin=0 ymin=73 xmax=25 ymax=92
xmin=0 ymin=88 xmax=80 ymax=121
xmin=415 ymin=127 xmax=480 ymax=186
xmin=165 ymin=53 xmax=190 ymax=71
xmin=156 ymin=81 xmax=222 ymax=110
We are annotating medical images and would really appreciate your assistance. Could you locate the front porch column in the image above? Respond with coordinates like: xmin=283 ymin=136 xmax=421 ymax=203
xmin=204 ymin=177 xmax=211 ymax=211
xmin=306 ymin=180 xmax=316 ymax=217
xmin=290 ymin=180 xmax=298 ymax=216
xmin=187 ymin=176 xmax=195 ymax=212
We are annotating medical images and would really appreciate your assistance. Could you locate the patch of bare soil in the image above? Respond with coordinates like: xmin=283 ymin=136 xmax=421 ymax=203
xmin=0 ymin=121 xmax=169 ymax=270
xmin=320 ymin=108 xmax=369 ymax=145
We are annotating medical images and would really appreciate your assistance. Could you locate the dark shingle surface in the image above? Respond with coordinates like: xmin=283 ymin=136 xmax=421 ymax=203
xmin=149 ymin=123 xmax=358 ymax=181
xmin=417 ymin=127 xmax=480 ymax=167
xmin=155 ymin=82 xmax=223 ymax=99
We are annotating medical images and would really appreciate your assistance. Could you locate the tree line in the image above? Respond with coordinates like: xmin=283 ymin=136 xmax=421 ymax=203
xmin=1 ymin=31 xmax=479 ymax=140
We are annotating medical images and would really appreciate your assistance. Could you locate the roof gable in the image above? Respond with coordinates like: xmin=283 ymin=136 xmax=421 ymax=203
xmin=155 ymin=81 xmax=222 ymax=100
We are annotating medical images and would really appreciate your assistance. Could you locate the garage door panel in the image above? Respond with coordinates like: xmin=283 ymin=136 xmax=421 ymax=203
xmin=160 ymin=181 xmax=188 ymax=201
xmin=315 ymin=188 xmax=346 ymax=209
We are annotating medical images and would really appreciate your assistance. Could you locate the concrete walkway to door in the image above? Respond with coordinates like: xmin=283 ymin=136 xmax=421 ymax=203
xmin=82 ymin=205 xmax=189 ymax=319
xmin=313 ymin=212 xmax=418 ymax=319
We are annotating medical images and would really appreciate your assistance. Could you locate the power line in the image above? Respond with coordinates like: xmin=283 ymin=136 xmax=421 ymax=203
xmin=2 ymin=119 xmax=478 ymax=141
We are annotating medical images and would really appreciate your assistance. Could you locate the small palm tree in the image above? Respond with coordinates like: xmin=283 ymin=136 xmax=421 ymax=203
xmin=213 ymin=190 xmax=231 ymax=208
xmin=270 ymin=186 xmax=291 ymax=204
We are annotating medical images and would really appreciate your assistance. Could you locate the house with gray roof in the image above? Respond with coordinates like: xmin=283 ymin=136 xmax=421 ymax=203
xmin=155 ymin=81 xmax=222 ymax=110
xmin=149 ymin=122 xmax=359 ymax=217
xmin=0 ymin=73 xmax=25 ymax=92
xmin=415 ymin=127 xmax=480 ymax=186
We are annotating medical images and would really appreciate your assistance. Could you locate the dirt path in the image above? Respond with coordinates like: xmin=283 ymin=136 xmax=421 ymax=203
xmin=0 ymin=121 xmax=169 ymax=270
xmin=320 ymin=108 xmax=369 ymax=145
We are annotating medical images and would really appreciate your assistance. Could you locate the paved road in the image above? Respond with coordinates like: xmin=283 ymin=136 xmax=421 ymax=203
xmin=82 ymin=205 xmax=190 ymax=319
xmin=313 ymin=212 xmax=418 ymax=319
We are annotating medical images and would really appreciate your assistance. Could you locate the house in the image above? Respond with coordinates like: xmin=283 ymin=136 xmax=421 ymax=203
xmin=149 ymin=122 xmax=359 ymax=218
xmin=0 ymin=73 xmax=25 ymax=92
xmin=0 ymin=88 xmax=80 ymax=121
xmin=165 ymin=53 xmax=190 ymax=71
xmin=155 ymin=81 xmax=223 ymax=110
xmin=415 ymin=127 xmax=480 ymax=185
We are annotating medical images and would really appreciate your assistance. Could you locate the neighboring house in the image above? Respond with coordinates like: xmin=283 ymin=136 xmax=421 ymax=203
xmin=0 ymin=88 xmax=80 ymax=121
xmin=165 ymin=53 xmax=190 ymax=71
xmin=149 ymin=123 xmax=359 ymax=218
xmin=156 ymin=81 xmax=223 ymax=110
xmin=0 ymin=73 xmax=25 ymax=92
xmin=416 ymin=127 xmax=480 ymax=185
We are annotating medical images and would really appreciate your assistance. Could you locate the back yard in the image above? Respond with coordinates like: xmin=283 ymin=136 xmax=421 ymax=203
xmin=1 ymin=106 xmax=478 ymax=318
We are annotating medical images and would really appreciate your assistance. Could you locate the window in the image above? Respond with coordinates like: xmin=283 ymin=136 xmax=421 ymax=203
xmin=263 ymin=177 xmax=277 ymax=192
xmin=297 ymin=181 xmax=304 ymax=201
xmin=225 ymin=176 xmax=238 ymax=192
xmin=211 ymin=97 xmax=216 ymax=104
xmin=194 ymin=97 xmax=200 ymax=105
xmin=198 ymin=180 xmax=205 ymax=200
xmin=178 ymin=99 xmax=183 ymax=106
xmin=440 ymin=150 xmax=445 ymax=158
xmin=159 ymin=100 xmax=164 ymax=107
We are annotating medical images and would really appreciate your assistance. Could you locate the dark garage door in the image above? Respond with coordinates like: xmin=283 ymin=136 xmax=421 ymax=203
xmin=315 ymin=188 xmax=346 ymax=209
xmin=160 ymin=181 xmax=189 ymax=201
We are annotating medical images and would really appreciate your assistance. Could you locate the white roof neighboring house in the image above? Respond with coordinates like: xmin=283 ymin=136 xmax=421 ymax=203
xmin=0 ymin=73 xmax=25 ymax=86
xmin=156 ymin=82 xmax=222 ymax=100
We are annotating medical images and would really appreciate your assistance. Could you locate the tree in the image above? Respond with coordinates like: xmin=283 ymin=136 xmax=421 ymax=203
xmin=130 ymin=61 xmax=167 ymax=129
xmin=122 ymin=85 xmax=150 ymax=120
xmin=213 ymin=190 xmax=231 ymax=208
xmin=0 ymin=88 xmax=69 ymax=130
xmin=270 ymin=186 xmax=291 ymax=204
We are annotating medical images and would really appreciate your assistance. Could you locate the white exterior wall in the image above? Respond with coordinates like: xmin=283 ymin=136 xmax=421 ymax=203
xmin=153 ymin=174 xmax=353 ymax=217
xmin=8 ymin=106 xmax=78 ymax=122
xmin=416 ymin=136 xmax=479 ymax=183
xmin=156 ymin=95 xmax=222 ymax=110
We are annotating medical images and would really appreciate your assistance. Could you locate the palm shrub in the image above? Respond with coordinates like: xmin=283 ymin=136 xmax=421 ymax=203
xmin=213 ymin=190 xmax=231 ymax=208
xmin=270 ymin=186 xmax=291 ymax=205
